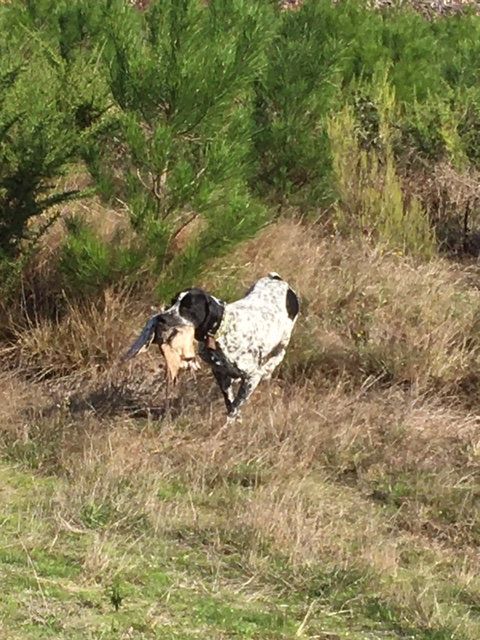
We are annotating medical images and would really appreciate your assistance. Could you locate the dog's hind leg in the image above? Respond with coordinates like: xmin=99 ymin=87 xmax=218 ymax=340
xmin=261 ymin=346 xmax=287 ymax=381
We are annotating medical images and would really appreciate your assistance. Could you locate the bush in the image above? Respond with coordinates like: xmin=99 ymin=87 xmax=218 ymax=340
xmin=59 ymin=216 xmax=145 ymax=296
xmin=0 ymin=62 xmax=79 ymax=259
xmin=253 ymin=0 xmax=346 ymax=204
xmin=3 ymin=0 xmax=480 ymax=302
xmin=0 ymin=0 xmax=109 ymax=273
xmin=328 ymin=78 xmax=435 ymax=259
xmin=86 ymin=0 xmax=273 ymax=295
xmin=255 ymin=0 xmax=480 ymax=211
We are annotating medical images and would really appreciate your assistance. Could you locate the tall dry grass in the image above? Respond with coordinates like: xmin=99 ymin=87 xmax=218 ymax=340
xmin=205 ymin=220 xmax=480 ymax=397
xmin=1 ymin=218 xmax=480 ymax=636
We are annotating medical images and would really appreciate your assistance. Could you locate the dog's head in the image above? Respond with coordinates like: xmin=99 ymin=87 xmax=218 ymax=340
xmin=167 ymin=287 xmax=224 ymax=342
xmin=122 ymin=288 xmax=225 ymax=382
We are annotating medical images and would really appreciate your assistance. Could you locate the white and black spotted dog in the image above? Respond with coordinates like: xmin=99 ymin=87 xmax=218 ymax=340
xmin=123 ymin=273 xmax=300 ymax=418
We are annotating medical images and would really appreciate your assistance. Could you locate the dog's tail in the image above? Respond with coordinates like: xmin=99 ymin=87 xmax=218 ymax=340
xmin=121 ymin=314 xmax=161 ymax=362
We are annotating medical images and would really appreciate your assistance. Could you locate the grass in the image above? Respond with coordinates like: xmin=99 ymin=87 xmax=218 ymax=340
xmin=1 ymin=458 xmax=478 ymax=640
xmin=0 ymin=220 xmax=480 ymax=639
xmin=3 ymin=1 xmax=480 ymax=635
xmin=0 ymin=464 xmax=399 ymax=639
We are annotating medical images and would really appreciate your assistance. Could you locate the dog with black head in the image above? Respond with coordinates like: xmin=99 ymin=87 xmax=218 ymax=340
xmin=123 ymin=273 xmax=299 ymax=419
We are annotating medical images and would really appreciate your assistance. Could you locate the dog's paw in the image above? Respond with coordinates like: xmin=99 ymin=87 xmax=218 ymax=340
xmin=226 ymin=410 xmax=242 ymax=424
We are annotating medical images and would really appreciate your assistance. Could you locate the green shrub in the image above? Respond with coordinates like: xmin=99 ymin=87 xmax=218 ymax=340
xmin=3 ymin=0 xmax=480 ymax=297
xmin=85 ymin=0 xmax=272 ymax=294
xmin=253 ymin=0 xmax=347 ymax=204
xmin=329 ymin=80 xmax=435 ymax=259
xmin=0 ymin=61 xmax=79 ymax=259
xmin=0 ymin=0 xmax=109 ymax=265
xmin=59 ymin=216 xmax=145 ymax=296
xmin=255 ymin=0 xmax=480 ymax=205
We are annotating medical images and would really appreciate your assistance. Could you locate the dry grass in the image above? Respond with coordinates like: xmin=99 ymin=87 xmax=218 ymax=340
xmin=403 ymin=159 xmax=480 ymax=254
xmin=6 ymin=290 xmax=143 ymax=379
xmin=205 ymin=220 xmax=480 ymax=397
xmin=1 ymin=219 xmax=480 ymax=638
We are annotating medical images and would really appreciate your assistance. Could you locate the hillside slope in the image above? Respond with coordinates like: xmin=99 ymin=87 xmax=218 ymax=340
xmin=1 ymin=221 xmax=479 ymax=639
xmin=2 ymin=1 xmax=480 ymax=637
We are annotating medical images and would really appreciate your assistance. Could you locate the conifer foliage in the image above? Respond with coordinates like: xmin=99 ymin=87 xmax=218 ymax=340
xmin=92 ymin=0 xmax=272 ymax=289
xmin=0 ymin=0 xmax=109 ymax=259
xmin=2 ymin=0 xmax=480 ymax=296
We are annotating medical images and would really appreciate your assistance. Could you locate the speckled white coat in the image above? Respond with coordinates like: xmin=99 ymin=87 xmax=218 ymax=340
xmin=213 ymin=276 xmax=297 ymax=378
xmin=123 ymin=273 xmax=299 ymax=418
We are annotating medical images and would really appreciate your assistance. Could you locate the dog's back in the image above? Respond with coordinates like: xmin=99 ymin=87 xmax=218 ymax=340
xmin=215 ymin=275 xmax=299 ymax=377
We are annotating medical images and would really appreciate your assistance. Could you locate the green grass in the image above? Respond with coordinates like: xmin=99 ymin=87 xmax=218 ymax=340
xmin=1 ymin=461 xmax=479 ymax=640
xmin=0 ymin=464 xmax=339 ymax=639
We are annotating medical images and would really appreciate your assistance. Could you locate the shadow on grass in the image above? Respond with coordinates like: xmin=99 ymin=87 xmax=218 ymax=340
xmin=39 ymin=371 xmax=215 ymax=422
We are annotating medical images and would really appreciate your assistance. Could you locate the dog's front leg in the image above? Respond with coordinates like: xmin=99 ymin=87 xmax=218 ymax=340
xmin=212 ymin=369 xmax=235 ymax=414
xmin=228 ymin=373 xmax=262 ymax=418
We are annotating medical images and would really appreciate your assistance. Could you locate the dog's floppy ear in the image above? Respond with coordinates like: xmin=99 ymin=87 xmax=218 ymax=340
xmin=177 ymin=288 xmax=224 ymax=341
xmin=198 ymin=294 xmax=224 ymax=340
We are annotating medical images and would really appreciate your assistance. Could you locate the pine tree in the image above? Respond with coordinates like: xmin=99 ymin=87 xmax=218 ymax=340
xmin=86 ymin=0 xmax=273 ymax=292
xmin=0 ymin=0 xmax=109 ymax=260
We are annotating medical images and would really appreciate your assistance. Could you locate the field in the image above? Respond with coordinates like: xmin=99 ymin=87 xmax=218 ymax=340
xmin=1 ymin=1 xmax=480 ymax=638
xmin=1 ymin=218 xmax=479 ymax=639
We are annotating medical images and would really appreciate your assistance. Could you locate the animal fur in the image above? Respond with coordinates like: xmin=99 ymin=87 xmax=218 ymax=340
xmin=123 ymin=273 xmax=299 ymax=417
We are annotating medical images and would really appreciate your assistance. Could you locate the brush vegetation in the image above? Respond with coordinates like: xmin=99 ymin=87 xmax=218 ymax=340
xmin=1 ymin=1 xmax=480 ymax=639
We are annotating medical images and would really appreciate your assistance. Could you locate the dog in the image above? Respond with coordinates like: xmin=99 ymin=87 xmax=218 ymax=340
xmin=123 ymin=273 xmax=299 ymax=418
